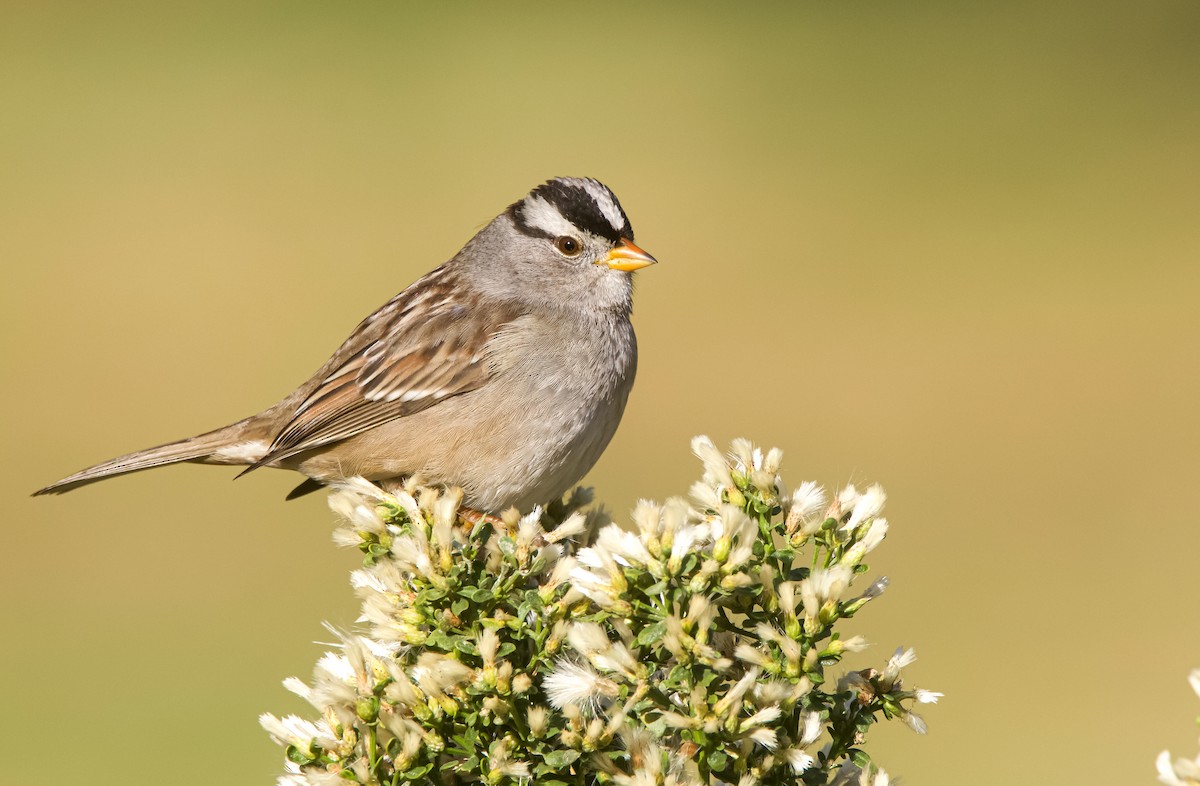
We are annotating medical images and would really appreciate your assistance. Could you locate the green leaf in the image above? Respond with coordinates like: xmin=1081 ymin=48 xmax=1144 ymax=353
xmin=643 ymin=579 xmax=671 ymax=596
xmin=707 ymin=749 xmax=729 ymax=772
xmin=680 ymin=552 xmax=699 ymax=574
xmin=635 ymin=621 xmax=667 ymax=647
xmin=541 ymin=749 xmax=581 ymax=769
xmin=454 ymin=726 xmax=479 ymax=751
xmin=401 ymin=763 xmax=432 ymax=781
xmin=787 ymin=567 xmax=810 ymax=582
xmin=632 ymin=698 xmax=656 ymax=714
xmin=424 ymin=629 xmax=457 ymax=650
xmin=461 ymin=586 xmax=493 ymax=603
xmin=284 ymin=744 xmax=315 ymax=766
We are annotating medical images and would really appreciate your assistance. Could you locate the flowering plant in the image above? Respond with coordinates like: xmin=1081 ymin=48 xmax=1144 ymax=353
xmin=261 ymin=437 xmax=939 ymax=786
xmin=1158 ymin=670 xmax=1200 ymax=785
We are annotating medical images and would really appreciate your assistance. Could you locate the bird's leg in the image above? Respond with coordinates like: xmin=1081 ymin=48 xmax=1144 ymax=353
xmin=457 ymin=507 xmax=505 ymax=529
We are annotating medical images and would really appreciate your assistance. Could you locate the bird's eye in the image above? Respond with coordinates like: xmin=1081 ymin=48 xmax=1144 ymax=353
xmin=554 ymin=236 xmax=582 ymax=257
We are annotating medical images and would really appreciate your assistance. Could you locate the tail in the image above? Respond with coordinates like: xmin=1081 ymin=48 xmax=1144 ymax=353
xmin=33 ymin=419 xmax=266 ymax=496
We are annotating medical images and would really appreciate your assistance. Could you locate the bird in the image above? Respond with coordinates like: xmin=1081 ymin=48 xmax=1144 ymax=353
xmin=34 ymin=177 xmax=656 ymax=512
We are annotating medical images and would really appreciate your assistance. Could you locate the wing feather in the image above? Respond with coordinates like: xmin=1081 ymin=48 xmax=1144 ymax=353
xmin=255 ymin=269 xmax=523 ymax=466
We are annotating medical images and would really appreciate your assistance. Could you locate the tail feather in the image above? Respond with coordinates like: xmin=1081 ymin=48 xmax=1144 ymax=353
xmin=32 ymin=422 xmax=262 ymax=496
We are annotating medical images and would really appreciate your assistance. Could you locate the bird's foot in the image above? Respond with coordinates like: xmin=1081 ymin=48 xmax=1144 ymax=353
xmin=457 ymin=507 xmax=504 ymax=529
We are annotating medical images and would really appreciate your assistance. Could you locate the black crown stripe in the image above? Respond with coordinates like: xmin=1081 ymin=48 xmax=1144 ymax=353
xmin=508 ymin=178 xmax=633 ymax=244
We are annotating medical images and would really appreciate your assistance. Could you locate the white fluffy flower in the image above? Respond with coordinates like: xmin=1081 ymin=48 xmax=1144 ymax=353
xmin=800 ymin=565 xmax=854 ymax=619
xmin=800 ymin=710 xmax=823 ymax=745
xmin=1156 ymin=669 xmax=1200 ymax=785
xmin=1158 ymin=750 xmax=1200 ymax=786
xmin=845 ymin=484 xmax=886 ymax=530
xmin=596 ymin=524 xmax=655 ymax=567
xmin=259 ymin=713 xmax=336 ymax=751
xmin=786 ymin=748 xmax=815 ymax=774
xmin=883 ymin=646 xmax=917 ymax=683
xmin=787 ymin=482 xmax=828 ymax=536
xmin=692 ymin=435 xmax=733 ymax=487
xmin=543 ymin=660 xmax=617 ymax=710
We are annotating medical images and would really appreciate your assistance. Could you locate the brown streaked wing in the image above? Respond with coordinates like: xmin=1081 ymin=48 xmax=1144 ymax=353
xmin=257 ymin=285 xmax=523 ymax=466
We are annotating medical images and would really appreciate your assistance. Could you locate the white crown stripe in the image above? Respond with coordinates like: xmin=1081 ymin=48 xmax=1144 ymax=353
xmin=519 ymin=178 xmax=629 ymax=240
xmin=520 ymin=195 xmax=579 ymax=238
xmin=575 ymin=179 xmax=627 ymax=235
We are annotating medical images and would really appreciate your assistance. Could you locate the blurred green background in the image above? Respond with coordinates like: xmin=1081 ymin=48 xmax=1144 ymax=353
xmin=3 ymin=1 xmax=1198 ymax=784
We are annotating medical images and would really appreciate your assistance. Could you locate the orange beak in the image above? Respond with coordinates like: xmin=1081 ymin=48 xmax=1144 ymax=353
xmin=601 ymin=238 xmax=658 ymax=272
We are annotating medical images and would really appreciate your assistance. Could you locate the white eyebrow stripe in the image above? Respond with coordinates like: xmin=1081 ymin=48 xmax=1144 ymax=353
xmin=521 ymin=195 xmax=579 ymax=237
xmin=576 ymin=179 xmax=627 ymax=235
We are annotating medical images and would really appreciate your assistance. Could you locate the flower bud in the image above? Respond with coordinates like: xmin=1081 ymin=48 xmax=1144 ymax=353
xmin=355 ymin=697 xmax=379 ymax=723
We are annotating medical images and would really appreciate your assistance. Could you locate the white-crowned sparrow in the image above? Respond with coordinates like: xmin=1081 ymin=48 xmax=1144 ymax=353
xmin=35 ymin=177 xmax=656 ymax=511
